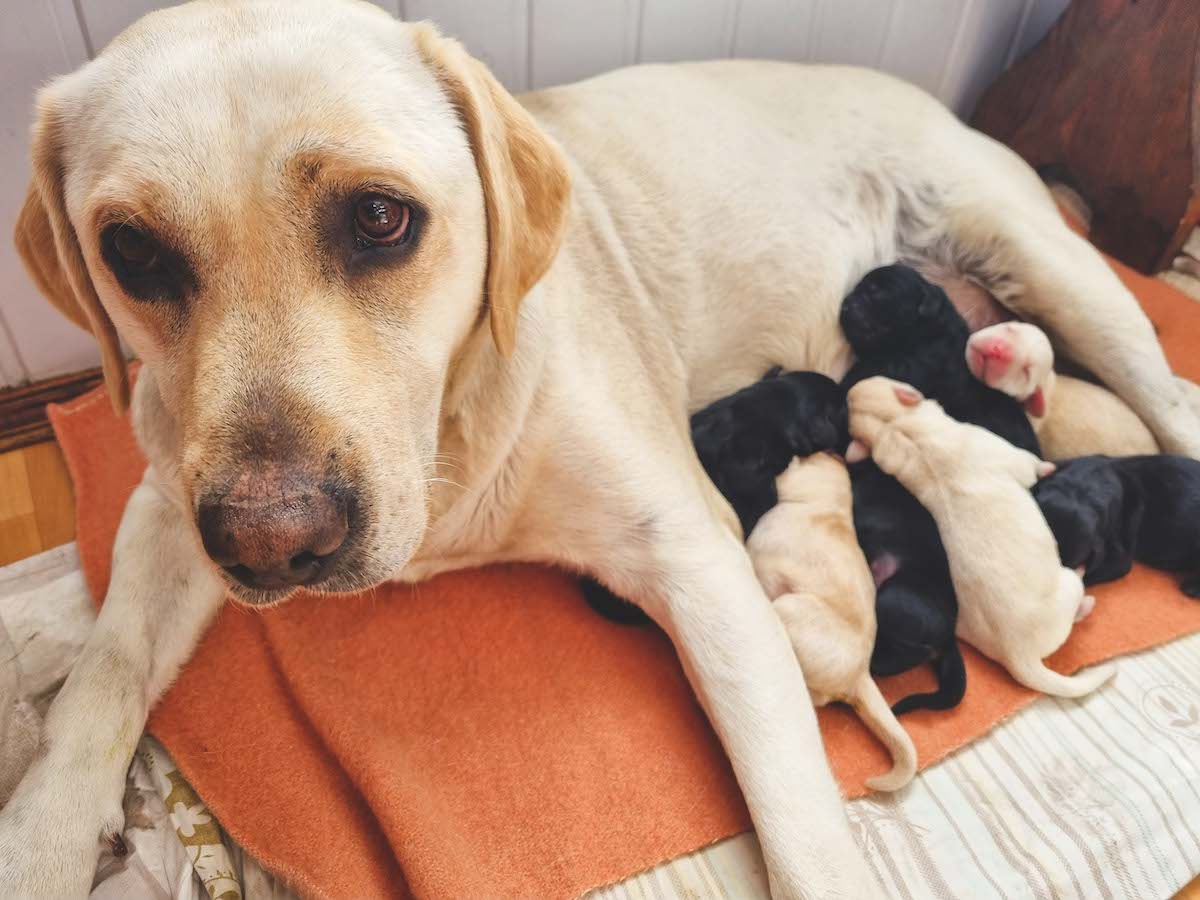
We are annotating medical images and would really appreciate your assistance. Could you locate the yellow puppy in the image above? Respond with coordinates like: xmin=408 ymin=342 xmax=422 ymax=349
xmin=846 ymin=376 xmax=1115 ymax=698
xmin=967 ymin=322 xmax=1159 ymax=459
xmin=747 ymin=453 xmax=917 ymax=792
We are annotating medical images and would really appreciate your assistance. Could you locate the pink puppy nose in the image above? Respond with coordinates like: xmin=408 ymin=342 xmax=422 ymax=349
xmin=969 ymin=335 xmax=1014 ymax=383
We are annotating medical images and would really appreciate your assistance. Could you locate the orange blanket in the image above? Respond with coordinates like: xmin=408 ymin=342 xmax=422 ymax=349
xmin=49 ymin=249 xmax=1200 ymax=900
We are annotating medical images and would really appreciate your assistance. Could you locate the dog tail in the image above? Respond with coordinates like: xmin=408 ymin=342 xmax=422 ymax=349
xmin=852 ymin=674 xmax=918 ymax=792
xmin=1008 ymin=658 xmax=1116 ymax=698
xmin=891 ymin=642 xmax=967 ymax=716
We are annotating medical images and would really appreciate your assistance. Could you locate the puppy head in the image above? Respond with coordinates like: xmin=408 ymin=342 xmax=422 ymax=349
xmin=966 ymin=322 xmax=1054 ymax=413
xmin=775 ymin=372 xmax=849 ymax=456
xmin=845 ymin=377 xmax=924 ymax=461
xmin=1034 ymin=480 xmax=1104 ymax=573
xmin=840 ymin=265 xmax=958 ymax=355
xmin=14 ymin=5 xmax=569 ymax=604
xmin=774 ymin=451 xmax=850 ymax=504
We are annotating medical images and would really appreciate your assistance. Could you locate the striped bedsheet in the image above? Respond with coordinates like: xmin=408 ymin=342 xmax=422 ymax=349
xmin=589 ymin=630 xmax=1200 ymax=900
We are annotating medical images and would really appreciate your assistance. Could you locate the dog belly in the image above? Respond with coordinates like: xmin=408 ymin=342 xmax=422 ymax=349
xmin=534 ymin=63 xmax=953 ymax=406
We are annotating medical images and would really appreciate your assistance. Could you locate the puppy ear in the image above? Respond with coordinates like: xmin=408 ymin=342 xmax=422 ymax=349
xmin=917 ymin=284 xmax=944 ymax=317
xmin=15 ymin=94 xmax=129 ymax=412
xmin=893 ymin=384 xmax=923 ymax=406
xmin=845 ymin=438 xmax=870 ymax=463
xmin=1024 ymin=386 xmax=1047 ymax=418
xmin=412 ymin=24 xmax=571 ymax=357
xmin=1036 ymin=460 xmax=1057 ymax=478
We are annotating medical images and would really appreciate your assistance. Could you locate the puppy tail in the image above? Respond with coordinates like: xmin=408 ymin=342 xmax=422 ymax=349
xmin=891 ymin=643 xmax=967 ymax=716
xmin=1008 ymin=658 xmax=1116 ymax=698
xmin=853 ymin=675 xmax=919 ymax=792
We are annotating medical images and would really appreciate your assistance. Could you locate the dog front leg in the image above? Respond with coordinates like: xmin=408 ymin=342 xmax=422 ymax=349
xmin=0 ymin=472 xmax=224 ymax=898
xmin=618 ymin=515 xmax=879 ymax=900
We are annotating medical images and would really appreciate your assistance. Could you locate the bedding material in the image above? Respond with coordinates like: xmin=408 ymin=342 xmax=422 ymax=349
xmin=5 ymin=545 xmax=1196 ymax=900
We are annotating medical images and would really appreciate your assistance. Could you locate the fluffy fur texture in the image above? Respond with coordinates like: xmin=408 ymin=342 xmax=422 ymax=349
xmin=841 ymin=265 xmax=1040 ymax=454
xmin=851 ymin=462 xmax=964 ymax=715
xmin=847 ymin=377 xmax=1115 ymax=698
xmin=747 ymin=455 xmax=917 ymax=791
xmin=1033 ymin=454 xmax=1200 ymax=596
xmin=8 ymin=2 xmax=1199 ymax=895
xmin=968 ymin=322 xmax=1160 ymax=459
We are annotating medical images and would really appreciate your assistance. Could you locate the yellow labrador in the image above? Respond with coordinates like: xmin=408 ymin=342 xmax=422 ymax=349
xmin=846 ymin=377 xmax=1116 ymax=697
xmin=7 ymin=1 xmax=1199 ymax=896
xmin=747 ymin=454 xmax=917 ymax=792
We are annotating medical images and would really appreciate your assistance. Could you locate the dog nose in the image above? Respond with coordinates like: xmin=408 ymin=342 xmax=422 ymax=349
xmin=197 ymin=471 xmax=349 ymax=590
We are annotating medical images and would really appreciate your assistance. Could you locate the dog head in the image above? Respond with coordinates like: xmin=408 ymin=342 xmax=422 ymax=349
xmin=773 ymin=451 xmax=851 ymax=507
xmin=845 ymin=376 xmax=924 ymax=462
xmin=966 ymin=322 xmax=1055 ymax=416
xmin=690 ymin=370 xmax=848 ymax=534
xmin=14 ymin=3 xmax=570 ymax=604
xmin=1033 ymin=457 xmax=1126 ymax=577
xmin=839 ymin=264 xmax=959 ymax=356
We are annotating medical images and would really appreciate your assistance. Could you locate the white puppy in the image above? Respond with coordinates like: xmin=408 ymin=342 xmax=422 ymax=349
xmin=846 ymin=377 xmax=1115 ymax=697
xmin=967 ymin=322 xmax=1159 ymax=458
xmin=747 ymin=453 xmax=917 ymax=792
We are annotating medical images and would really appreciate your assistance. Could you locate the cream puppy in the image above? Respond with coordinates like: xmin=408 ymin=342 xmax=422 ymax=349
xmin=967 ymin=322 xmax=1159 ymax=459
xmin=846 ymin=377 xmax=1115 ymax=697
xmin=747 ymin=453 xmax=918 ymax=792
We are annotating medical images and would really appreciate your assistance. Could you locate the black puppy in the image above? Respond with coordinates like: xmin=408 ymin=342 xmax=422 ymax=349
xmin=689 ymin=369 xmax=848 ymax=535
xmin=1034 ymin=454 xmax=1200 ymax=596
xmin=852 ymin=462 xmax=965 ymax=714
xmin=840 ymin=264 xmax=1039 ymax=454
xmin=581 ymin=369 xmax=848 ymax=623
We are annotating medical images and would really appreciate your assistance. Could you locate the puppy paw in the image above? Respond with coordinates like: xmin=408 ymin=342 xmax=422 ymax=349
xmin=1075 ymin=594 xmax=1096 ymax=622
xmin=846 ymin=439 xmax=870 ymax=463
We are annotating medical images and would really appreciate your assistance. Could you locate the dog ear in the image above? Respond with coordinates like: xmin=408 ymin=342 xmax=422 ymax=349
xmin=412 ymin=24 xmax=571 ymax=357
xmin=1024 ymin=386 xmax=1047 ymax=418
xmin=1036 ymin=460 xmax=1057 ymax=479
xmin=893 ymin=383 xmax=923 ymax=406
xmin=14 ymin=94 xmax=130 ymax=412
xmin=845 ymin=438 xmax=870 ymax=463
xmin=917 ymin=284 xmax=944 ymax=318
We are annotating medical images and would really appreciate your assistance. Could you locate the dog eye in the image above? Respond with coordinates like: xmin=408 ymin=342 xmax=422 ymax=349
xmin=111 ymin=227 xmax=161 ymax=273
xmin=353 ymin=194 xmax=411 ymax=247
xmin=100 ymin=223 xmax=191 ymax=303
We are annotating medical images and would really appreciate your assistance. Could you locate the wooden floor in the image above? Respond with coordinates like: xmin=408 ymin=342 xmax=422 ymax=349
xmin=0 ymin=439 xmax=75 ymax=566
xmin=1 ymin=438 xmax=1198 ymax=898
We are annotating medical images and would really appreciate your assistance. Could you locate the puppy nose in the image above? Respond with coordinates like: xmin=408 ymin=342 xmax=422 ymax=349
xmin=197 ymin=471 xmax=349 ymax=590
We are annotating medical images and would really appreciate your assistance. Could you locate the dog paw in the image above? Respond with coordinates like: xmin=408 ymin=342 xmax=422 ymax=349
xmin=1075 ymin=594 xmax=1096 ymax=622
xmin=0 ymin=765 xmax=123 ymax=899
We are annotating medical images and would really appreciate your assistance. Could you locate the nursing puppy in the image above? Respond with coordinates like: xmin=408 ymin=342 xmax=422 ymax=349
xmin=689 ymin=369 xmax=849 ymax=535
xmin=840 ymin=264 xmax=1039 ymax=454
xmin=851 ymin=463 xmax=965 ymax=715
xmin=748 ymin=454 xmax=918 ymax=791
xmin=581 ymin=369 xmax=847 ymax=623
xmin=1033 ymin=454 xmax=1200 ymax=596
xmin=847 ymin=377 xmax=1115 ymax=697
xmin=967 ymin=322 xmax=1159 ymax=459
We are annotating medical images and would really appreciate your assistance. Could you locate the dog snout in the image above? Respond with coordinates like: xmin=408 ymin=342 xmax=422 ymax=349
xmin=197 ymin=467 xmax=350 ymax=591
